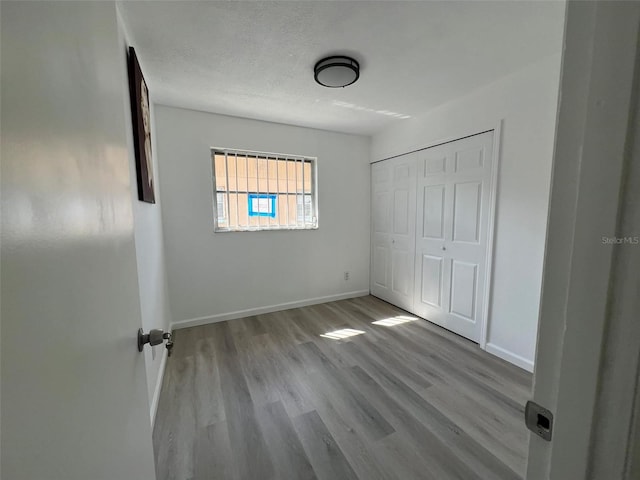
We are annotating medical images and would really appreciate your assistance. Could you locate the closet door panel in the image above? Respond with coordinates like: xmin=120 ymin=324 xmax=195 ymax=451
xmin=414 ymin=132 xmax=494 ymax=343
xmin=370 ymin=154 xmax=416 ymax=311
xmin=370 ymin=161 xmax=393 ymax=303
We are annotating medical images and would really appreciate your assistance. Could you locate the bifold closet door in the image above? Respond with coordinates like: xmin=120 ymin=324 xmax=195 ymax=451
xmin=371 ymin=153 xmax=416 ymax=312
xmin=413 ymin=132 xmax=494 ymax=343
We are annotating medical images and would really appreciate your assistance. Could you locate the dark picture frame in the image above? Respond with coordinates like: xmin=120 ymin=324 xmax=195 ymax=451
xmin=127 ymin=46 xmax=155 ymax=204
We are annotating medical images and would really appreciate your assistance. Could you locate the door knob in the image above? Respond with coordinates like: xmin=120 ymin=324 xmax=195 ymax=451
xmin=138 ymin=328 xmax=174 ymax=357
xmin=442 ymin=246 xmax=446 ymax=251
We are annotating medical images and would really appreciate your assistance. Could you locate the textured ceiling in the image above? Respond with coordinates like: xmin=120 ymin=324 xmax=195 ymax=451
xmin=118 ymin=1 xmax=565 ymax=136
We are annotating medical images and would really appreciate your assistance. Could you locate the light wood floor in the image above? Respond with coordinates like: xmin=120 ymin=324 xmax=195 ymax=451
xmin=153 ymin=295 xmax=532 ymax=480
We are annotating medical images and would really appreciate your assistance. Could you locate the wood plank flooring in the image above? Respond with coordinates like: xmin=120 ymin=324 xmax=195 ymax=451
xmin=153 ymin=295 xmax=532 ymax=480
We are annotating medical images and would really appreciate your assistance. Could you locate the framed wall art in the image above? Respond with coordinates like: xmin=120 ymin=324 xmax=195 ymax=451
xmin=128 ymin=46 xmax=155 ymax=204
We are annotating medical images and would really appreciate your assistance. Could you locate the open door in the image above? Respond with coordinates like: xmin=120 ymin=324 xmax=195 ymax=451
xmin=526 ymin=2 xmax=640 ymax=478
xmin=1 ymin=2 xmax=156 ymax=479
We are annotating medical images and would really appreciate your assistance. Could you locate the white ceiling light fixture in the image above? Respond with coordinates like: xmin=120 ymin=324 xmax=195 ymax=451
xmin=314 ymin=55 xmax=360 ymax=88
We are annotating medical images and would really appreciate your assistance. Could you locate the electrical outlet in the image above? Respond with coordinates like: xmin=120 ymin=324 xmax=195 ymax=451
xmin=344 ymin=271 xmax=350 ymax=281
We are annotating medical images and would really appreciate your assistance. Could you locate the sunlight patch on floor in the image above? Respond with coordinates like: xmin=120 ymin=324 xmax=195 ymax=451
xmin=320 ymin=328 xmax=366 ymax=340
xmin=372 ymin=315 xmax=418 ymax=327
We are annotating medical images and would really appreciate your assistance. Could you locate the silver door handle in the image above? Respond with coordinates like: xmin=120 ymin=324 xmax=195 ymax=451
xmin=442 ymin=246 xmax=446 ymax=251
xmin=138 ymin=328 xmax=174 ymax=356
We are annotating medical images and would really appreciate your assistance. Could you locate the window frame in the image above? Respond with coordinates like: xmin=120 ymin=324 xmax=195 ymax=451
xmin=211 ymin=147 xmax=319 ymax=233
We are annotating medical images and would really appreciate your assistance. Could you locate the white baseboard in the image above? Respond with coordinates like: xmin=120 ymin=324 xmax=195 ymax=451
xmin=485 ymin=342 xmax=535 ymax=372
xmin=171 ymin=290 xmax=370 ymax=330
xmin=150 ymin=347 xmax=168 ymax=426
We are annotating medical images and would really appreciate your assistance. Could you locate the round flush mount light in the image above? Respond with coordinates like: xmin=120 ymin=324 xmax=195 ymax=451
xmin=314 ymin=56 xmax=360 ymax=88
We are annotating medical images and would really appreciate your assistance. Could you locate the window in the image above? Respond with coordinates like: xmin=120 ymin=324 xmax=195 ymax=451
xmin=296 ymin=194 xmax=313 ymax=224
xmin=212 ymin=149 xmax=318 ymax=232
xmin=248 ymin=194 xmax=276 ymax=218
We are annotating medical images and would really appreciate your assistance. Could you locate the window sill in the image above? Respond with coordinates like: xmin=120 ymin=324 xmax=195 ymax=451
xmin=214 ymin=226 xmax=319 ymax=233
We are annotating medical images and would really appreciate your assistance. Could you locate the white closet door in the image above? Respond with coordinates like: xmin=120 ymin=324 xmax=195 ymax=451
xmin=413 ymin=132 xmax=494 ymax=343
xmin=371 ymin=160 xmax=392 ymax=301
xmin=371 ymin=153 xmax=417 ymax=311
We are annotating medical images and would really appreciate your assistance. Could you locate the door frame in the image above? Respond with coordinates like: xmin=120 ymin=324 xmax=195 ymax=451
xmin=371 ymin=121 xmax=503 ymax=351
xmin=526 ymin=1 xmax=640 ymax=478
xmin=479 ymin=120 xmax=502 ymax=350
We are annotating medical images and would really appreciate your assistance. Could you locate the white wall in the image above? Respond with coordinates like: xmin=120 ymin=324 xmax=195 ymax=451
xmin=155 ymin=106 xmax=371 ymax=327
xmin=117 ymin=8 xmax=173 ymax=422
xmin=372 ymin=53 xmax=562 ymax=370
